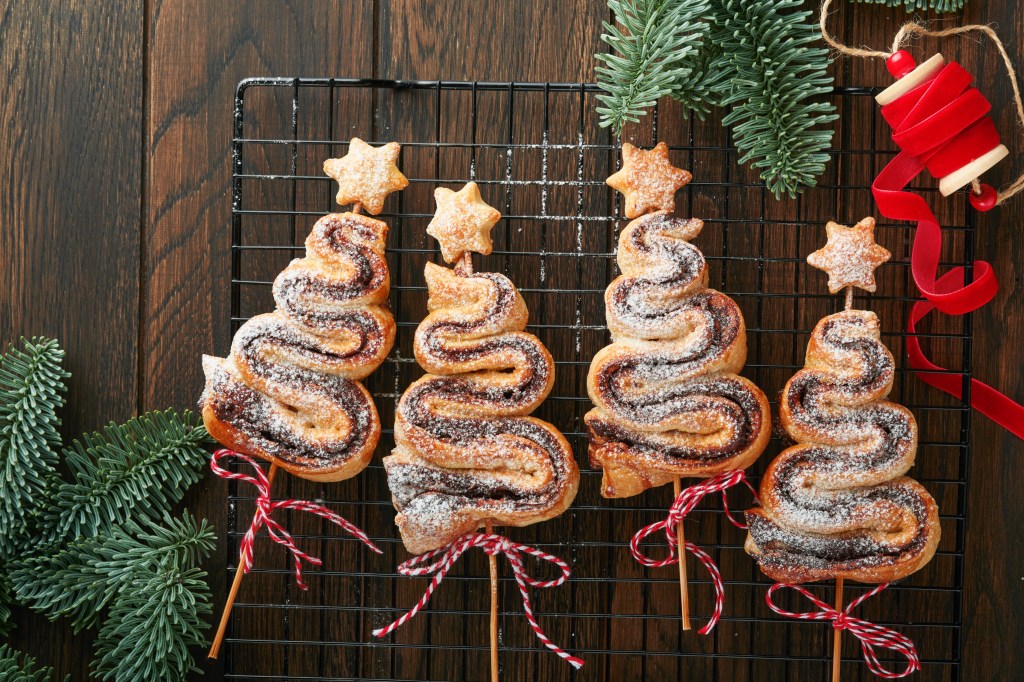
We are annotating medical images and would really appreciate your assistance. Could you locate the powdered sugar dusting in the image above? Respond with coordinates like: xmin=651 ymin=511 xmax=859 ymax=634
xmin=586 ymin=212 xmax=769 ymax=492
xmin=383 ymin=265 xmax=578 ymax=553
xmin=806 ymin=218 xmax=891 ymax=294
xmin=201 ymin=212 xmax=394 ymax=474
xmin=323 ymin=139 xmax=407 ymax=215
xmin=746 ymin=309 xmax=939 ymax=583
xmin=606 ymin=142 xmax=692 ymax=219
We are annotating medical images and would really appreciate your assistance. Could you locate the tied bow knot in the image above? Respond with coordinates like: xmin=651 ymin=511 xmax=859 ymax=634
xmin=483 ymin=536 xmax=514 ymax=558
xmin=209 ymin=449 xmax=381 ymax=590
xmin=373 ymin=532 xmax=584 ymax=669
xmin=832 ymin=612 xmax=851 ymax=630
xmin=766 ymin=582 xmax=921 ymax=679
xmin=629 ymin=469 xmax=758 ymax=634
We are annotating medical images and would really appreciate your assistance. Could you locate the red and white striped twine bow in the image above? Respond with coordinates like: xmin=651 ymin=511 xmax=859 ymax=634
xmin=629 ymin=469 xmax=758 ymax=634
xmin=372 ymin=532 xmax=585 ymax=669
xmin=766 ymin=582 xmax=921 ymax=679
xmin=210 ymin=449 xmax=382 ymax=589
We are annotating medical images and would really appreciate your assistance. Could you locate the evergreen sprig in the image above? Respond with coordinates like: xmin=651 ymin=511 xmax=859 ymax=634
xmin=852 ymin=0 xmax=966 ymax=11
xmin=45 ymin=409 xmax=212 ymax=543
xmin=710 ymin=0 xmax=838 ymax=198
xmin=0 ymin=574 xmax=14 ymax=637
xmin=0 ymin=335 xmax=215 ymax=679
xmin=0 ymin=644 xmax=60 ymax=682
xmin=10 ymin=513 xmax=216 ymax=633
xmin=92 ymin=564 xmax=212 ymax=681
xmin=596 ymin=0 xmax=713 ymax=130
xmin=596 ymin=0 xmax=839 ymax=196
xmin=0 ymin=338 xmax=68 ymax=557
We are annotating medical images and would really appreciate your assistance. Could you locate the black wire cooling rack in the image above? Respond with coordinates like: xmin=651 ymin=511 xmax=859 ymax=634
xmin=223 ymin=78 xmax=973 ymax=681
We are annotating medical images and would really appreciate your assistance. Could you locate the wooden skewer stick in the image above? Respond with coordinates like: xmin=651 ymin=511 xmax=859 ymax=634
xmin=673 ymin=477 xmax=692 ymax=631
xmin=457 ymin=250 xmax=474 ymax=276
xmin=209 ymin=461 xmax=280 ymax=659
xmin=844 ymin=286 xmax=854 ymax=311
xmin=486 ymin=520 xmax=500 ymax=682
xmin=212 ymin=201 xmax=367 ymax=659
xmin=832 ymin=578 xmax=844 ymax=682
xmin=455 ymin=249 xmax=497 ymax=677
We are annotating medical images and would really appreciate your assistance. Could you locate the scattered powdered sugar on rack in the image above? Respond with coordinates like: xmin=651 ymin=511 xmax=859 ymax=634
xmin=573 ymin=130 xmax=585 ymax=356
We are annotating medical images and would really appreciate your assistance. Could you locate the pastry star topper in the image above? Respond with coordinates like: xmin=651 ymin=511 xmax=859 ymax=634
xmin=807 ymin=217 xmax=892 ymax=293
xmin=323 ymin=138 xmax=408 ymax=215
xmin=426 ymin=181 xmax=502 ymax=263
xmin=606 ymin=142 xmax=693 ymax=219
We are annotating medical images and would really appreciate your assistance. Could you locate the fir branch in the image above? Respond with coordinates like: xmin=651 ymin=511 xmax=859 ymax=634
xmin=0 ymin=338 xmax=68 ymax=557
xmin=668 ymin=35 xmax=722 ymax=120
xmin=8 ymin=536 xmax=108 ymax=632
xmin=10 ymin=513 xmax=215 ymax=632
xmin=0 ymin=573 xmax=14 ymax=637
xmin=851 ymin=0 xmax=966 ymax=11
xmin=45 ymin=409 xmax=212 ymax=542
xmin=92 ymin=565 xmax=212 ymax=681
xmin=0 ymin=644 xmax=59 ymax=682
xmin=596 ymin=0 xmax=712 ymax=130
xmin=710 ymin=0 xmax=838 ymax=197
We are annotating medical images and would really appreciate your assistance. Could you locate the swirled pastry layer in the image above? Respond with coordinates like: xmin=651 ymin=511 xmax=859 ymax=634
xmin=585 ymin=211 xmax=771 ymax=498
xmin=745 ymin=310 xmax=940 ymax=583
xmin=201 ymin=213 xmax=395 ymax=482
xmin=384 ymin=263 xmax=579 ymax=554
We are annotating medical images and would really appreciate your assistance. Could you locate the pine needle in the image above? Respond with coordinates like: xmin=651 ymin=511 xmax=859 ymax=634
xmin=851 ymin=0 xmax=966 ymax=11
xmin=596 ymin=0 xmax=713 ymax=129
xmin=0 ymin=574 xmax=14 ymax=637
xmin=0 ymin=644 xmax=62 ymax=682
xmin=596 ymin=0 xmax=839 ymax=196
xmin=44 ymin=409 xmax=213 ymax=543
xmin=0 ymin=338 xmax=215 ymax=678
xmin=10 ymin=512 xmax=216 ymax=633
xmin=92 ymin=565 xmax=212 ymax=681
xmin=710 ymin=0 xmax=838 ymax=197
xmin=0 ymin=338 xmax=68 ymax=557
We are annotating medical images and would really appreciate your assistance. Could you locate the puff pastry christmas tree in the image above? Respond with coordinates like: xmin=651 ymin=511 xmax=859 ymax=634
xmin=376 ymin=181 xmax=582 ymax=676
xmin=587 ymin=142 xmax=771 ymax=631
xmin=746 ymin=217 xmax=940 ymax=681
xmin=201 ymin=138 xmax=406 ymax=658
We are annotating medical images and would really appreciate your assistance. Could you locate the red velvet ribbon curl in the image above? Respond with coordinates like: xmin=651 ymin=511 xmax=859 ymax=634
xmin=872 ymin=60 xmax=1024 ymax=438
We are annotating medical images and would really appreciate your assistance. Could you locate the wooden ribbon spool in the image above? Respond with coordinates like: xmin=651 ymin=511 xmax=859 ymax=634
xmin=876 ymin=51 xmax=1009 ymax=202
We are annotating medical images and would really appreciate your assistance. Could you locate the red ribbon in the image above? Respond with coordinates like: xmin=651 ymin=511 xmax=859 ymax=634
xmin=372 ymin=532 xmax=584 ymax=669
xmin=766 ymin=582 xmax=921 ymax=679
xmin=872 ymin=59 xmax=1024 ymax=437
xmin=210 ymin=449 xmax=382 ymax=589
xmin=629 ymin=469 xmax=758 ymax=634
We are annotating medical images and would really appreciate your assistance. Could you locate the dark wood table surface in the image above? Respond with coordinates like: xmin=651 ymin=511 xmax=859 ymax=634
xmin=2 ymin=1 xmax=1021 ymax=680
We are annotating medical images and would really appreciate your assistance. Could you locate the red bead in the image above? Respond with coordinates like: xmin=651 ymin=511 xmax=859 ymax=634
xmin=970 ymin=183 xmax=998 ymax=212
xmin=887 ymin=50 xmax=917 ymax=79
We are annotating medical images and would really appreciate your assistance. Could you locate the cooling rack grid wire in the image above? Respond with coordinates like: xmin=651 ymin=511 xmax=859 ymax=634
xmin=224 ymin=79 xmax=973 ymax=681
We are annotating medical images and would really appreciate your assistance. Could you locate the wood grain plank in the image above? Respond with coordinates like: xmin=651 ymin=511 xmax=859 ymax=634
xmin=143 ymin=1 xmax=374 ymax=678
xmin=1 ymin=0 xmax=1021 ymax=679
xmin=0 ymin=1 xmax=143 ymax=679
xmin=829 ymin=3 xmax=1024 ymax=680
xmin=134 ymin=1 xmax=1024 ymax=680
xmin=378 ymin=0 xmax=604 ymax=83
xmin=371 ymin=2 xmax=1022 ymax=680
xmin=953 ymin=3 xmax=1024 ymax=681
xmin=377 ymin=5 xmax=609 ymax=680
xmin=143 ymin=0 xmax=374 ymax=421
xmin=0 ymin=0 xmax=143 ymax=452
